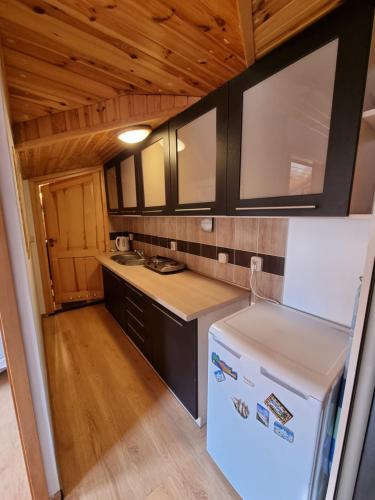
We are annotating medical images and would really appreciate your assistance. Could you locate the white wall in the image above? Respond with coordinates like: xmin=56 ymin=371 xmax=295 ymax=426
xmin=283 ymin=217 xmax=372 ymax=326
xmin=0 ymin=83 xmax=60 ymax=492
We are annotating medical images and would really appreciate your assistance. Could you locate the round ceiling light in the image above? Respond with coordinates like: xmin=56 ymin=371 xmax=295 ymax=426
xmin=117 ymin=125 xmax=152 ymax=144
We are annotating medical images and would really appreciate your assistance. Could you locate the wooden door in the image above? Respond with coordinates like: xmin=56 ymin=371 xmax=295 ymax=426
xmin=42 ymin=172 xmax=106 ymax=305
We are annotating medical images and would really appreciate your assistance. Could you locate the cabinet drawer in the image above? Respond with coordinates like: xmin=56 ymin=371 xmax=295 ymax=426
xmin=124 ymin=281 xmax=147 ymax=309
xmin=125 ymin=316 xmax=152 ymax=362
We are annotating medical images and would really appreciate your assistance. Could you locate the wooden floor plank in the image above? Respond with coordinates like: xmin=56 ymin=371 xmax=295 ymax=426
xmin=0 ymin=371 xmax=31 ymax=500
xmin=43 ymin=304 xmax=239 ymax=499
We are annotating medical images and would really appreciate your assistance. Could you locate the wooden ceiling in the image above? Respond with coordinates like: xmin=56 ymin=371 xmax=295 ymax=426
xmin=0 ymin=0 xmax=342 ymax=177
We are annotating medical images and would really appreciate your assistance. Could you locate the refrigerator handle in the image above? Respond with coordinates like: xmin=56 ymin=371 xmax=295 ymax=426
xmin=260 ymin=367 xmax=309 ymax=400
xmin=211 ymin=335 xmax=241 ymax=359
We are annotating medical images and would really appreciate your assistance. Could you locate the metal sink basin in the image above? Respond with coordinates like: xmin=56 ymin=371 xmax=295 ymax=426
xmin=110 ymin=251 xmax=145 ymax=266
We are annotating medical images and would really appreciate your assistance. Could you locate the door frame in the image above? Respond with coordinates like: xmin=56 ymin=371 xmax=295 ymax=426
xmin=0 ymin=201 xmax=49 ymax=499
xmin=28 ymin=165 xmax=110 ymax=315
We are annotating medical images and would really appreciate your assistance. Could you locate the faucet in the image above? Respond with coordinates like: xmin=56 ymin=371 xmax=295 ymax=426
xmin=134 ymin=249 xmax=144 ymax=259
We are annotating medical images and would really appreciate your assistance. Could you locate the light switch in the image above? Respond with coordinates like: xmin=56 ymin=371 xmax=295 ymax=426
xmin=170 ymin=240 xmax=177 ymax=251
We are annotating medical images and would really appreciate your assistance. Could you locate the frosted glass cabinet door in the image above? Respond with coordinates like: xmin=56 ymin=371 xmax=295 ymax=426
xmin=169 ymin=85 xmax=228 ymax=215
xmin=240 ymin=40 xmax=337 ymax=200
xmin=104 ymin=164 xmax=119 ymax=212
xmin=139 ymin=127 xmax=170 ymax=215
xmin=227 ymin=3 xmax=373 ymax=216
xmin=119 ymin=154 xmax=138 ymax=213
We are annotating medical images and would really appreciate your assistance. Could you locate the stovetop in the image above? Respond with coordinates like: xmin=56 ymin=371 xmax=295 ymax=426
xmin=144 ymin=255 xmax=186 ymax=274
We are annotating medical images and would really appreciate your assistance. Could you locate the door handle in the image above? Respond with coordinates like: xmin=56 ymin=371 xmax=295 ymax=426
xmin=47 ymin=238 xmax=57 ymax=247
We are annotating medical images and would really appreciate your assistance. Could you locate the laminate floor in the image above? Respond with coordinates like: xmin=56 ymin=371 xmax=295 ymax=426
xmin=0 ymin=371 xmax=31 ymax=500
xmin=43 ymin=304 xmax=239 ymax=499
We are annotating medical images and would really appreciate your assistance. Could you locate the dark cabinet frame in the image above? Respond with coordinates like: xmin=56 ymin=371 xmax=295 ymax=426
xmin=137 ymin=125 xmax=171 ymax=216
xmin=227 ymin=1 xmax=374 ymax=217
xmin=103 ymin=161 xmax=122 ymax=214
xmin=169 ymin=84 xmax=228 ymax=215
xmin=104 ymin=149 xmax=142 ymax=215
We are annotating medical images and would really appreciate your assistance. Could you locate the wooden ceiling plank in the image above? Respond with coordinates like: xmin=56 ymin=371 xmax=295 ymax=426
xmin=173 ymin=0 xmax=246 ymax=59
xmin=254 ymin=0 xmax=342 ymax=57
xmin=39 ymin=0 xmax=224 ymax=91
xmin=0 ymin=1 xmax=206 ymax=96
xmin=43 ymin=0 xmax=243 ymax=80
xmin=8 ymin=86 xmax=73 ymax=112
xmin=3 ymin=47 xmax=117 ymax=100
xmin=236 ymin=0 xmax=255 ymax=66
xmin=116 ymin=0 xmax=245 ymax=73
xmin=13 ymin=93 xmax=199 ymax=151
xmin=0 ymin=26 xmax=161 ymax=95
xmin=6 ymin=66 xmax=97 ymax=106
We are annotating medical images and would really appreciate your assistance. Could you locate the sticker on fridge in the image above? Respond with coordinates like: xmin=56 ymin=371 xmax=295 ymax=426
xmin=214 ymin=369 xmax=226 ymax=383
xmin=232 ymin=397 xmax=249 ymax=419
xmin=256 ymin=403 xmax=269 ymax=427
xmin=274 ymin=421 xmax=294 ymax=443
xmin=211 ymin=352 xmax=238 ymax=380
xmin=264 ymin=393 xmax=293 ymax=424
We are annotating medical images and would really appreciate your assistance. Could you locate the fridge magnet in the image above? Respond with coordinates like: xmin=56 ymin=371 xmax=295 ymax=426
xmin=243 ymin=376 xmax=255 ymax=388
xmin=264 ymin=393 xmax=293 ymax=424
xmin=274 ymin=421 xmax=294 ymax=443
xmin=211 ymin=352 xmax=238 ymax=380
xmin=232 ymin=397 xmax=250 ymax=419
xmin=214 ymin=369 xmax=226 ymax=383
xmin=256 ymin=403 xmax=269 ymax=427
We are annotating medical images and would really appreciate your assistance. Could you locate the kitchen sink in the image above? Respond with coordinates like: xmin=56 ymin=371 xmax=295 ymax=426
xmin=110 ymin=252 xmax=145 ymax=266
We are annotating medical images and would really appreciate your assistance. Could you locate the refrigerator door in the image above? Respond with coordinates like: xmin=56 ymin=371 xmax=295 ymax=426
xmin=207 ymin=333 xmax=324 ymax=500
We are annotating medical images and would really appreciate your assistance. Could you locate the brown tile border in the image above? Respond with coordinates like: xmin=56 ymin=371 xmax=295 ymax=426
xmin=110 ymin=231 xmax=285 ymax=276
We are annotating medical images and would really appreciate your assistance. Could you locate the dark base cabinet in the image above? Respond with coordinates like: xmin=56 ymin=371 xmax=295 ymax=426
xmin=102 ymin=266 xmax=198 ymax=419
xmin=150 ymin=301 xmax=198 ymax=419
xmin=103 ymin=266 xmax=127 ymax=330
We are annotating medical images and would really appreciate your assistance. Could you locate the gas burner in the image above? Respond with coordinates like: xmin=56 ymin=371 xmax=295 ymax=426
xmin=144 ymin=255 xmax=186 ymax=274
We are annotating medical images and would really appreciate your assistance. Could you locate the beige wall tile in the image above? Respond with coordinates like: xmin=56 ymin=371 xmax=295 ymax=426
xmin=258 ymin=218 xmax=289 ymax=257
xmin=195 ymin=256 xmax=216 ymax=278
xmin=133 ymin=217 xmax=144 ymax=234
xmin=144 ymin=217 xmax=157 ymax=236
xmin=215 ymin=262 xmax=235 ymax=284
xmin=233 ymin=266 xmax=250 ymax=289
xmin=176 ymin=217 xmax=188 ymax=241
xmin=216 ymin=218 xmax=234 ymax=248
xmin=255 ymin=271 xmax=284 ymax=302
xmin=108 ymin=215 xmax=125 ymax=232
xmin=234 ymin=218 xmax=258 ymax=252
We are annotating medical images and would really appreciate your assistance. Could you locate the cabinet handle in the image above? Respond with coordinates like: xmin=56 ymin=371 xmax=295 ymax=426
xmin=142 ymin=209 xmax=163 ymax=213
xmin=126 ymin=296 xmax=143 ymax=312
xmin=174 ymin=207 xmax=211 ymax=212
xmin=152 ymin=303 xmax=184 ymax=327
xmin=235 ymin=205 xmax=316 ymax=211
xmin=125 ymin=282 xmax=143 ymax=297
xmin=127 ymin=322 xmax=145 ymax=343
xmin=126 ymin=309 xmax=144 ymax=328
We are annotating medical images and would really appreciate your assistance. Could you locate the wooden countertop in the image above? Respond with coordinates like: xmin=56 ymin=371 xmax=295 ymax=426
xmin=97 ymin=253 xmax=249 ymax=321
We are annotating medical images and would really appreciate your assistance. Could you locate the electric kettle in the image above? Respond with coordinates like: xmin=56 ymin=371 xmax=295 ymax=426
xmin=115 ymin=236 xmax=130 ymax=252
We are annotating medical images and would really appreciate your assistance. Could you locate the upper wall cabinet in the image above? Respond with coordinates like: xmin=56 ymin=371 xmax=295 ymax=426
xmin=118 ymin=151 xmax=140 ymax=215
xmin=169 ymin=85 xmax=228 ymax=215
xmin=138 ymin=127 xmax=171 ymax=216
xmin=104 ymin=162 xmax=121 ymax=214
xmin=227 ymin=2 xmax=374 ymax=216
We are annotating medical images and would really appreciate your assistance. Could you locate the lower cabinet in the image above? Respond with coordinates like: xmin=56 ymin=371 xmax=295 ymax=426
xmin=102 ymin=267 xmax=198 ymax=418
xmin=150 ymin=301 xmax=198 ymax=418
xmin=103 ymin=266 xmax=126 ymax=329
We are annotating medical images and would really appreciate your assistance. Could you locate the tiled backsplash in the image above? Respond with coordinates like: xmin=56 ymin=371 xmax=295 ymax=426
xmin=109 ymin=216 xmax=289 ymax=301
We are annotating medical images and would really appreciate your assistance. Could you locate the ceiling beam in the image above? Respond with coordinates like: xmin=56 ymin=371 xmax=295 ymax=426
xmin=13 ymin=94 xmax=199 ymax=151
xmin=236 ymin=0 xmax=255 ymax=67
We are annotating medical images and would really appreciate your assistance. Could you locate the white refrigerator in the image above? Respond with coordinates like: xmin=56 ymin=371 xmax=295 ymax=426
xmin=207 ymin=301 xmax=350 ymax=500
